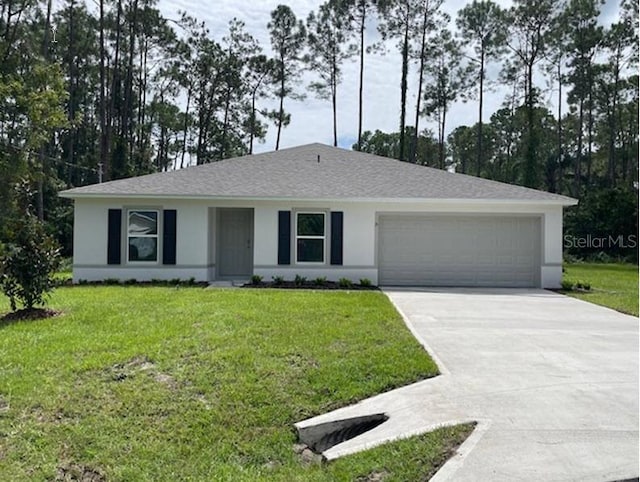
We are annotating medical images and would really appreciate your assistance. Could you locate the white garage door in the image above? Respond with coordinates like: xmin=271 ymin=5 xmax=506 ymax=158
xmin=378 ymin=215 xmax=541 ymax=287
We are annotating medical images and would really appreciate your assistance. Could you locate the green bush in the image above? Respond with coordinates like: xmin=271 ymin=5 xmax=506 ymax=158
xmin=338 ymin=277 xmax=353 ymax=288
xmin=575 ymin=280 xmax=591 ymax=291
xmin=561 ymin=279 xmax=575 ymax=291
xmin=103 ymin=278 xmax=121 ymax=285
xmin=0 ymin=181 xmax=61 ymax=311
xmin=124 ymin=278 xmax=138 ymax=285
xmin=251 ymin=274 xmax=263 ymax=285
xmin=272 ymin=275 xmax=284 ymax=286
xmin=359 ymin=278 xmax=372 ymax=287
xmin=313 ymin=276 xmax=327 ymax=286
xmin=294 ymin=274 xmax=307 ymax=286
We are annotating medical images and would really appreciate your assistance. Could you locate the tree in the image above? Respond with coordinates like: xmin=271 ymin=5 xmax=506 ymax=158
xmin=377 ymin=0 xmax=423 ymax=161
xmin=409 ymin=0 xmax=445 ymax=163
xmin=0 ymin=181 xmax=61 ymax=312
xmin=505 ymin=0 xmax=557 ymax=188
xmin=268 ymin=5 xmax=306 ymax=150
xmin=245 ymin=54 xmax=274 ymax=154
xmin=456 ymin=0 xmax=506 ymax=176
xmin=564 ymin=0 xmax=604 ymax=192
xmin=422 ymin=28 xmax=470 ymax=169
xmin=306 ymin=0 xmax=351 ymax=147
xmin=355 ymin=127 xmax=439 ymax=165
xmin=345 ymin=0 xmax=377 ymax=150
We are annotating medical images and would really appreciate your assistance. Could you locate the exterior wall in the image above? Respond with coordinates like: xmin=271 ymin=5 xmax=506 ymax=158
xmin=73 ymin=198 xmax=211 ymax=282
xmin=71 ymin=197 xmax=565 ymax=288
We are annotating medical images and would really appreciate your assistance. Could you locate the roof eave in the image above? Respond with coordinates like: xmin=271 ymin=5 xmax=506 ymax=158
xmin=58 ymin=192 xmax=578 ymax=206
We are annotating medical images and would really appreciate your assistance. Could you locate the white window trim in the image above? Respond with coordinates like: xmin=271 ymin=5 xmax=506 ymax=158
xmin=295 ymin=211 xmax=327 ymax=264
xmin=126 ymin=209 xmax=160 ymax=264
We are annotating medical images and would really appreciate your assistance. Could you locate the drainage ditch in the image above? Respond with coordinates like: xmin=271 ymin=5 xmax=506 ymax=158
xmin=297 ymin=413 xmax=389 ymax=453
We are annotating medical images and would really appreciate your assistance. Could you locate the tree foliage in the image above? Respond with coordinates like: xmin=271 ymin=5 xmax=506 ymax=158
xmin=0 ymin=0 xmax=636 ymax=264
xmin=0 ymin=181 xmax=61 ymax=312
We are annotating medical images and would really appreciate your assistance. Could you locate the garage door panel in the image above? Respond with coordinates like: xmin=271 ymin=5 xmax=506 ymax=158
xmin=378 ymin=215 xmax=541 ymax=287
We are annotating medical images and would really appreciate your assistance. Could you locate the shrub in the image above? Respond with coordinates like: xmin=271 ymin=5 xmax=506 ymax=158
xmin=0 ymin=182 xmax=61 ymax=312
xmin=575 ymin=280 xmax=591 ymax=291
xmin=124 ymin=278 xmax=138 ymax=285
xmin=561 ymin=279 xmax=575 ymax=291
xmin=272 ymin=275 xmax=284 ymax=286
xmin=169 ymin=278 xmax=181 ymax=285
xmin=188 ymin=277 xmax=197 ymax=285
xmin=294 ymin=274 xmax=307 ymax=286
xmin=313 ymin=276 xmax=327 ymax=286
xmin=251 ymin=274 xmax=264 ymax=285
xmin=338 ymin=277 xmax=353 ymax=288
xmin=359 ymin=278 xmax=372 ymax=287
xmin=103 ymin=278 xmax=121 ymax=285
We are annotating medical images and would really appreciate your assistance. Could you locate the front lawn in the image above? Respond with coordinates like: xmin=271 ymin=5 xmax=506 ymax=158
xmin=563 ymin=263 xmax=639 ymax=316
xmin=0 ymin=288 xmax=471 ymax=481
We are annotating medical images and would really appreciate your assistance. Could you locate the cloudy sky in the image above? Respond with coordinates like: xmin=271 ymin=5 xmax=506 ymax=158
xmin=155 ymin=0 xmax=621 ymax=153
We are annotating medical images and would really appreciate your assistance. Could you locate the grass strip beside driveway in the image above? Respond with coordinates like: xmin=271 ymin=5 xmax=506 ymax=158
xmin=563 ymin=262 xmax=638 ymax=316
xmin=0 ymin=288 xmax=469 ymax=481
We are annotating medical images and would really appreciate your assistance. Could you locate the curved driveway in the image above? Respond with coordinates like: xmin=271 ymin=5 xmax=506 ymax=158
xmin=297 ymin=289 xmax=639 ymax=481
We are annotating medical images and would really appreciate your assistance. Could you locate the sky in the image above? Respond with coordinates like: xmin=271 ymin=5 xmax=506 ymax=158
xmin=154 ymin=0 xmax=622 ymax=154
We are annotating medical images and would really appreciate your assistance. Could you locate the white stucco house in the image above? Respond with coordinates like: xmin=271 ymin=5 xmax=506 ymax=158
xmin=59 ymin=143 xmax=577 ymax=288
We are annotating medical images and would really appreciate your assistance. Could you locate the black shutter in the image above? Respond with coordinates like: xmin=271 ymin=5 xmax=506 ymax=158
xmin=330 ymin=211 xmax=343 ymax=265
xmin=107 ymin=209 xmax=122 ymax=265
xmin=163 ymin=210 xmax=177 ymax=265
xmin=278 ymin=211 xmax=291 ymax=265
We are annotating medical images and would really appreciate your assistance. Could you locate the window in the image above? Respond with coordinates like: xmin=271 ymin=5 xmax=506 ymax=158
xmin=127 ymin=210 xmax=158 ymax=262
xmin=296 ymin=212 xmax=325 ymax=263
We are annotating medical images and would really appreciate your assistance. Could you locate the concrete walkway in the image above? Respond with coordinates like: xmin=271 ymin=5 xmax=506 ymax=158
xmin=295 ymin=289 xmax=639 ymax=481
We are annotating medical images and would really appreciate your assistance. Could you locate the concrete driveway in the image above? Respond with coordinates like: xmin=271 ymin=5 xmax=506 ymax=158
xmin=296 ymin=289 xmax=639 ymax=481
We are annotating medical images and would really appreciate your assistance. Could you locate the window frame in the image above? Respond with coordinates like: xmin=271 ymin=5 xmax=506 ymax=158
xmin=295 ymin=211 xmax=327 ymax=264
xmin=126 ymin=209 xmax=160 ymax=264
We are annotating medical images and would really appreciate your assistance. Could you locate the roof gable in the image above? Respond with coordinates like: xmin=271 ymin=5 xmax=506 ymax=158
xmin=59 ymin=143 xmax=577 ymax=204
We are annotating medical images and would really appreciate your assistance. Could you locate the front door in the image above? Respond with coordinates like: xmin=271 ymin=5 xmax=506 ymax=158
xmin=217 ymin=208 xmax=254 ymax=279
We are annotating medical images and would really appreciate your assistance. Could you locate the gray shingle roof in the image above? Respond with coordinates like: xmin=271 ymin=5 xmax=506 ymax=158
xmin=59 ymin=143 xmax=577 ymax=204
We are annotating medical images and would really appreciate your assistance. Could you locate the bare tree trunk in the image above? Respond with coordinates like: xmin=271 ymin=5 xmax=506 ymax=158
xmin=275 ymin=65 xmax=285 ymax=151
xmin=249 ymin=87 xmax=257 ymax=155
xmin=180 ymin=84 xmax=191 ymax=168
xmin=66 ymin=0 xmax=76 ymax=185
xmin=608 ymin=52 xmax=620 ymax=186
xmin=99 ymin=0 xmax=109 ymax=181
xmin=36 ymin=0 xmax=53 ymax=221
xmin=124 ymin=0 xmax=138 ymax=168
xmin=556 ymin=58 xmax=562 ymax=192
xmin=356 ymin=3 xmax=366 ymax=151
xmin=410 ymin=4 xmax=429 ymax=164
xmin=476 ymin=48 xmax=484 ymax=176
xmin=439 ymin=106 xmax=447 ymax=170
xmin=331 ymin=60 xmax=338 ymax=146
xmin=575 ymin=98 xmax=584 ymax=193
xmin=398 ymin=16 xmax=409 ymax=162
xmin=107 ymin=0 xmax=122 ymax=178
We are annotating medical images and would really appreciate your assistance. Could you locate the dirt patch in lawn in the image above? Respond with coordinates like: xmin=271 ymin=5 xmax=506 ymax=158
xmin=55 ymin=462 xmax=106 ymax=482
xmin=0 ymin=308 xmax=61 ymax=324
xmin=356 ymin=470 xmax=389 ymax=482
xmin=109 ymin=356 xmax=178 ymax=389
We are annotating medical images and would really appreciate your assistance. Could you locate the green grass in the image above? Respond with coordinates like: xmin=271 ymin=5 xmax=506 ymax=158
xmin=0 ymin=287 xmax=472 ymax=481
xmin=563 ymin=263 xmax=639 ymax=316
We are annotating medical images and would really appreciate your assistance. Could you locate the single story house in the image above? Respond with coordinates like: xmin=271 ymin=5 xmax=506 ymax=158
xmin=59 ymin=143 xmax=577 ymax=288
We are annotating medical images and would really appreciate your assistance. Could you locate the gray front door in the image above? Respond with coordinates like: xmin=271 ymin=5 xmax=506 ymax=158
xmin=217 ymin=208 xmax=254 ymax=278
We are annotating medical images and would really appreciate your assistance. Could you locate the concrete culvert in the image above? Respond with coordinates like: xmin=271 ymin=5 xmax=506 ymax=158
xmin=297 ymin=413 xmax=389 ymax=453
